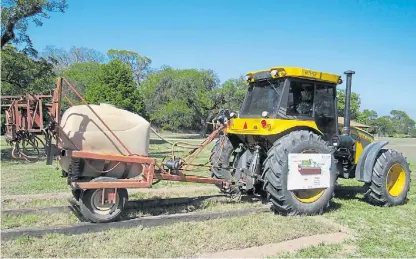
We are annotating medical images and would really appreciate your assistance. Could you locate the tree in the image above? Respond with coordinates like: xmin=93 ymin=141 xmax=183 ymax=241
xmin=410 ymin=128 xmax=416 ymax=138
xmin=356 ymin=109 xmax=378 ymax=125
xmin=216 ymin=77 xmax=247 ymax=112
xmin=1 ymin=0 xmax=67 ymax=55
xmin=389 ymin=110 xmax=415 ymax=135
xmin=107 ymin=49 xmax=151 ymax=86
xmin=372 ymin=116 xmax=395 ymax=137
xmin=84 ymin=59 xmax=143 ymax=114
xmin=337 ymin=89 xmax=361 ymax=120
xmin=141 ymin=67 xmax=222 ymax=135
xmin=42 ymin=45 xmax=106 ymax=73
xmin=61 ymin=62 xmax=101 ymax=97
xmin=1 ymin=44 xmax=55 ymax=95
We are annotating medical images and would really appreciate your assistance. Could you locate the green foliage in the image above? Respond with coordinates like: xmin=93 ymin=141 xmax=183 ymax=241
xmin=372 ymin=116 xmax=395 ymax=137
xmin=356 ymin=109 xmax=378 ymax=125
xmin=107 ymin=49 xmax=151 ymax=85
xmin=390 ymin=110 xmax=416 ymax=135
xmin=215 ymin=77 xmax=247 ymax=112
xmin=61 ymin=62 xmax=101 ymax=96
xmin=1 ymin=44 xmax=55 ymax=95
xmin=1 ymin=0 xmax=68 ymax=55
xmin=84 ymin=59 xmax=143 ymax=114
xmin=141 ymin=67 xmax=220 ymax=131
xmin=336 ymin=89 xmax=361 ymax=120
xmin=410 ymin=128 xmax=416 ymax=138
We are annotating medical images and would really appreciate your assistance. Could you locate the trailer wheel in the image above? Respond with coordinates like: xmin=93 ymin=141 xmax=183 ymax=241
xmin=79 ymin=178 xmax=128 ymax=223
xmin=72 ymin=189 xmax=81 ymax=201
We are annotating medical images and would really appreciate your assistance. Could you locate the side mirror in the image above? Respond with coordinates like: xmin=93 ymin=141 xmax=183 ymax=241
xmin=223 ymin=109 xmax=230 ymax=119
xmin=229 ymin=112 xmax=237 ymax=119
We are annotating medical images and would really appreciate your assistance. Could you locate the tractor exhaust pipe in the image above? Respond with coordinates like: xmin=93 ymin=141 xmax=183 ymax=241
xmin=342 ymin=70 xmax=355 ymax=136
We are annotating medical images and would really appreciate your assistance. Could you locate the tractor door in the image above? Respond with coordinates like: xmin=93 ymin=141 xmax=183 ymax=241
xmin=313 ymin=83 xmax=337 ymax=141
xmin=283 ymin=78 xmax=337 ymax=141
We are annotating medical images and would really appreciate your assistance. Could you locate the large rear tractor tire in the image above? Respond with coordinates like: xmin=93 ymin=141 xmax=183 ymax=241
xmin=263 ymin=130 xmax=336 ymax=215
xmin=209 ymin=135 xmax=234 ymax=180
xmin=366 ymin=149 xmax=411 ymax=206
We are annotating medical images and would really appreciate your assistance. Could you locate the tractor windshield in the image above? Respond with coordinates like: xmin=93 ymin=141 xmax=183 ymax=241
xmin=240 ymin=79 xmax=284 ymax=117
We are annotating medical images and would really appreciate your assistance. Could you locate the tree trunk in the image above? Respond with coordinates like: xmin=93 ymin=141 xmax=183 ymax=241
xmin=199 ymin=118 xmax=207 ymax=138
xmin=1 ymin=4 xmax=42 ymax=49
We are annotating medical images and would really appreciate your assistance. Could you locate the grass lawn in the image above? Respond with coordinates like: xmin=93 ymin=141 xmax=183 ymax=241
xmin=1 ymin=211 xmax=337 ymax=258
xmin=2 ymin=134 xmax=416 ymax=257
xmin=280 ymin=160 xmax=416 ymax=258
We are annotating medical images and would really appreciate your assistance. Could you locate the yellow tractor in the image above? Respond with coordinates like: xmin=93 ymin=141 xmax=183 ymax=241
xmin=210 ymin=67 xmax=411 ymax=215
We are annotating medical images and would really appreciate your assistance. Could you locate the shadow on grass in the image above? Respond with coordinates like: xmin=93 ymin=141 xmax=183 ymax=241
xmin=1 ymin=146 xmax=47 ymax=163
xmin=327 ymin=200 xmax=342 ymax=212
xmin=67 ymin=193 xmax=265 ymax=223
xmin=334 ymin=184 xmax=411 ymax=206
xmin=334 ymin=185 xmax=367 ymax=200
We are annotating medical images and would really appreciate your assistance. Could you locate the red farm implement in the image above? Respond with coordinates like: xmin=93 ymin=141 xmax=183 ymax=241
xmin=1 ymin=93 xmax=54 ymax=162
xmin=40 ymin=78 xmax=234 ymax=223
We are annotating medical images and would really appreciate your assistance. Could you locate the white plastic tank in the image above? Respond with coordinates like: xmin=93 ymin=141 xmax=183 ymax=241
xmin=58 ymin=103 xmax=151 ymax=178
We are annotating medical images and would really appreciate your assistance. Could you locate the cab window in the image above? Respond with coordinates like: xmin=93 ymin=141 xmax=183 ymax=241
xmin=286 ymin=81 xmax=314 ymax=117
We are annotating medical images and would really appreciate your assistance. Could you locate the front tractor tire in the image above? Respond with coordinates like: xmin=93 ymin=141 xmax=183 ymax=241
xmin=263 ymin=130 xmax=336 ymax=216
xmin=366 ymin=149 xmax=411 ymax=206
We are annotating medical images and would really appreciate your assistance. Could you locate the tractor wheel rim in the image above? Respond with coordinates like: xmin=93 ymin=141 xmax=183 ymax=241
xmin=386 ymin=163 xmax=406 ymax=197
xmin=91 ymin=189 xmax=119 ymax=215
xmin=292 ymin=149 xmax=325 ymax=203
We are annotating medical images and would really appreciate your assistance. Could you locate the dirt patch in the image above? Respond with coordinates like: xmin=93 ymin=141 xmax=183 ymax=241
xmin=1 ymin=185 xmax=218 ymax=202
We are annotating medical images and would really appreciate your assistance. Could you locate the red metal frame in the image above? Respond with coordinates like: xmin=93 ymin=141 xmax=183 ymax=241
xmin=49 ymin=78 xmax=231 ymax=192
xmin=1 ymin=94 xmax=53 ymax=140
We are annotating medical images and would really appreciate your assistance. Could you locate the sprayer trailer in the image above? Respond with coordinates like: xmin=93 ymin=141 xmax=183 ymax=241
xmin=40 ymin=68 xmax=411 ymax=223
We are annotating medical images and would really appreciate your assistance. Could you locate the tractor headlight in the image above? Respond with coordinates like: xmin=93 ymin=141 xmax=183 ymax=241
xmin=270 ymin=69 xmax=278 ymax=77
xmin=245 ymin=75 xmax=252 ymax=82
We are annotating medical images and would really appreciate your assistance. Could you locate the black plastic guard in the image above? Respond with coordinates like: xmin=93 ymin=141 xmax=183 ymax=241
xmin=355 ymin=141 xmax=389 ymax=183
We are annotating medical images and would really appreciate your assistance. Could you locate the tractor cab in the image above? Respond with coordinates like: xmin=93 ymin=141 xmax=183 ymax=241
xmin=228 ymin=67 xmax=342 ymax=142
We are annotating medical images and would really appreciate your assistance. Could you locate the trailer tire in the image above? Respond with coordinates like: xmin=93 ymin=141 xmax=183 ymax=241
xmin=72 ymin=189 xmax=81 ymax=201
xmin=79 ymin=177 xmax=128 ymax=223
xmin=263 ymin=130 xmax=336 ymax=215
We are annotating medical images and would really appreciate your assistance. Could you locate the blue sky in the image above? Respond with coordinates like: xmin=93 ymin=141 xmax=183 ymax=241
xmin=27 ymin=0 xmax=416 ymax=119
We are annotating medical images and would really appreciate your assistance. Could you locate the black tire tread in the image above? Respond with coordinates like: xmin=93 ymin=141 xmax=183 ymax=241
xmin=79 ymin=177 xmax=128 ymax=223
xmin=209 ymin=135 xmax=234 ymax=180
xmin=263 ymin=130 xmax=335 ymax=216
xmin=366 ymin=149 xmax=411 ymax=206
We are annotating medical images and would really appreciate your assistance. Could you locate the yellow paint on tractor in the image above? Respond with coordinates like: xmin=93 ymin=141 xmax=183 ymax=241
xmin=227 ymin=118 xmax=323 ymax=136
xmin=386 ymin=163 xmax=407 ymax=197
xmin=293 ymin=189 xmax=325 ymax=203
xmin=350 ymin=127 xmax=375 ymax=164
xmin=246 ymin=67 xmax=342 ymax=85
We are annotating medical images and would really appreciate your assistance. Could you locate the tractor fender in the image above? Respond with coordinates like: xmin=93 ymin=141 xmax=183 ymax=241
xmin=355 ymin=141 xmax=389 ymax=183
